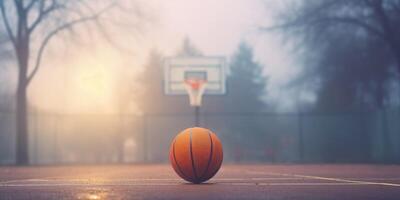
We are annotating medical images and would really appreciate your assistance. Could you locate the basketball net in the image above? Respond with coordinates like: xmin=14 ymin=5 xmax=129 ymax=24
xmin=184 ymin=79 xmax=207 ymax=106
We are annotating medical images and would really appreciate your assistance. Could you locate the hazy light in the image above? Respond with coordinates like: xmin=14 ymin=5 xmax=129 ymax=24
xmin=77 ymin=192 xmax=108 ymax=200
xmin=87 ymin=194 xmax=101 ymax=200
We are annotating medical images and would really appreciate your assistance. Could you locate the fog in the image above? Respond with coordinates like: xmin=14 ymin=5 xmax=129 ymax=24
xmin=0 ymin=0 xmax=399 ymax=165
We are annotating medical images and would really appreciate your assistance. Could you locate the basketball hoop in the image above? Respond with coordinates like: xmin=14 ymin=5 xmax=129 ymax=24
xmin=184 ymin=79 xmax=207 ymax=107
xmin=164 ymin=56 xmax=226 ymax=126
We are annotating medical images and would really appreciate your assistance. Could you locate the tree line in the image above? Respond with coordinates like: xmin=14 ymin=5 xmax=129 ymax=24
xmin=271 ymin=0 xmax=400 ymax=162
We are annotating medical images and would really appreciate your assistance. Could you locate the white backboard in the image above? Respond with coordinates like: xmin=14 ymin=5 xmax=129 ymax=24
xmin=164 ymin=56 xmax=226 ymax=95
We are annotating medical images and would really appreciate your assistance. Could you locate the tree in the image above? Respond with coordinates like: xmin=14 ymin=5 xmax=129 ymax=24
xmin=224 ymin=42 xmax=270 ymax=161
xmin=271 ymin=0 xmax=400 ymax=161
xmin=273 ymin=0 xmax=400 ymax=74
xmin=226 ymin=42 xmax=267 ymax=112
xmin=0 ymin=0 xmax=116 ymax=165
xmin=270 ymin=0 xmax=400 ymax=111
xmin=176 ymin=37 xmax=203 ymax=57
xmin=137 ymin=49 xmax=165 ymax=114
xmin=313 ymin=31 xmax=393 ymax=111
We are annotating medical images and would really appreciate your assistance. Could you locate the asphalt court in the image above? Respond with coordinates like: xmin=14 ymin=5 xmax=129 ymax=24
xmin=0 ymin=164 xmax=399 ymax=199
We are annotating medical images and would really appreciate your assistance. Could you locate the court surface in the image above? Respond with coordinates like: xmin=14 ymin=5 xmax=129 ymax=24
xmin=0 ymin=164 xmax=400 ymax=199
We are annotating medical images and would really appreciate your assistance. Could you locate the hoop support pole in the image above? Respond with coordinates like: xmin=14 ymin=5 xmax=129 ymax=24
xmin=194 ymin=106 xmax=200 ymax=127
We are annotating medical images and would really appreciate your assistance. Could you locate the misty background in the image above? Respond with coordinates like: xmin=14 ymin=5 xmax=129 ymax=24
xmin=0 ymin=0 xmax=399 ymax=165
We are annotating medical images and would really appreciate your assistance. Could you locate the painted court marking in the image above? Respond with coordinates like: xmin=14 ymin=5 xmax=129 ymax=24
xmin=0 ymin=183 xmax=181 ymax=187
xmin=246 ymin=170 xmax=400 ymax=187
xmin=0 ymin=177 xmax=306 ymax=183
xmin=1 ymin=172 xmax=400 ymax=187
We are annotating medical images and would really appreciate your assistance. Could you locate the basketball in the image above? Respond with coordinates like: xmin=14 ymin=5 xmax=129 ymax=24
xmin=169 ymin=127 xmax=223 ymax=184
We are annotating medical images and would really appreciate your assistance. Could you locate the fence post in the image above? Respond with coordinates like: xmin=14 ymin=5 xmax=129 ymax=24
xmin=298 ymin=112 xmax=304 ymax=162
xmin=381 ymin=108 xmax=391 ymax=162
xmin=117 ymin=113 xmax=124 ymax=163
xmin=53 ymin=114 xmax=59 ymax=164
xmin=142 ymin=114 xmax=148 ymax=162
xmin=33 ymin=108 xmax=38 ymax=165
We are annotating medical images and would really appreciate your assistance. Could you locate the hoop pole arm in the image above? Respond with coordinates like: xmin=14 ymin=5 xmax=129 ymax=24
xmin=195 ymin=106 xmax=200 ymax=127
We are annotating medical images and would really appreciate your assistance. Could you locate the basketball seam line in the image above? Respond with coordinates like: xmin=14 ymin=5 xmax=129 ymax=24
xmin=172 ymin=139 xmax=192 ymax=182
xmin=208 ymin=139 xmax=222 ymax=179
xmin=199 ymin=131 xmax=214 ymax=181
xmin=189 ymin=128 xmax=199 ymax=181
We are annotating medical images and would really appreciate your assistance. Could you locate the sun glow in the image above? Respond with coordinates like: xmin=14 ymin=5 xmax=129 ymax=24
xmin=75 ymin=65 xmax=112 ymax=107
xmin=67 ymin=53 xmax=118 ymax=114
xmin=29 ymin=40 xmax=140 ymax=115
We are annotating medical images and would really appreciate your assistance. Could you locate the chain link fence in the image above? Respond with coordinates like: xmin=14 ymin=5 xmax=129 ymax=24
xmin=0 ymin=110 xmax=399 ymax=165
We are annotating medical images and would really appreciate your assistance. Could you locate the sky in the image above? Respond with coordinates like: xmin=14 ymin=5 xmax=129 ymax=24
xmin=19 ymin=0 xmax=306 ymax=113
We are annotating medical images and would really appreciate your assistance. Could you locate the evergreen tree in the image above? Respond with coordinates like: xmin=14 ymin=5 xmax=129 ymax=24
xmin=176 ymin=37 xmax=203 ymax=57
xmin=138 ymin=38 xmax=203 ymax=114
xmin=137 ymin=49 xmax=165 ymax=114
xmin=226 ymin=42 xmax=267 ymax=112
xmin=225 ymin=42 xmax=272 ymax=162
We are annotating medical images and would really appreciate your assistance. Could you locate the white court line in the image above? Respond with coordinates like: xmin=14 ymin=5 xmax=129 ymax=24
xmin=0 ymin=182 xmax=381 ymax=187
xmin=250 ymin=177 xmax=304 ymax=181
xmin=0 ymin=177 xmax=305 ymax=184
xmin=223 ymin=182 xmax=365 ymax=186
xmin=230 ymin=183 xmax=254 ymax=186
xmin=0 ymin=178 xmax=185 ymax=184
xmin=0 ymin=183 xmax=182 ymax=187
xmin=359 ymin=178 xmax=400 ymax=181
xmin=246 ymin=170 xmax=400 ymax=187
xmin=258 ymin=182 xmax=369 ymax=186
xmin=2 ymin=173 xmax=400 ymax=187
xmin=0 ymin=179 xmax=51 ymax=184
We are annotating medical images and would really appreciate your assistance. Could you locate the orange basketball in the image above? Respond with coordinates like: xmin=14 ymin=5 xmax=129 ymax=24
xmin=169 ymin=127 xmax=223 ymax=184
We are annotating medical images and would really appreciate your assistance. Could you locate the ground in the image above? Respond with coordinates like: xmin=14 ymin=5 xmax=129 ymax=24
xmin=0 ymin=164 xmax=399 ymax=199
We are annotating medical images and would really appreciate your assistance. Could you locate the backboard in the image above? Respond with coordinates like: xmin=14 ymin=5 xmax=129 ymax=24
xmin=164 ymin=56 xmax=226 ymax=95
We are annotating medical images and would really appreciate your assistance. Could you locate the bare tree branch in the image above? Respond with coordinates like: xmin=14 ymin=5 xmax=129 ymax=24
xmin=26 ymin=3 xmax=116 ymax=85
xmin=370 ymin=0 xmax=395 ymax=39
xmin=28 ymin=0 xmax=59 ymax=33
xmin=14 ymin=0 xmax=27 ymax=41
xmin=0 ymin=1 xmax=16 ymax=45
xmin=391 ymin=1 xmax=400 ymax=14
xmin=261 ymin=15 xmax=385 ymax=40
xmin=322 ymin=16 xmax=385 ymax=38
xmin=25 ymin=0 xmax=37 ymax=11
xmin=259 ymin=21 xmax=302 ymax=32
